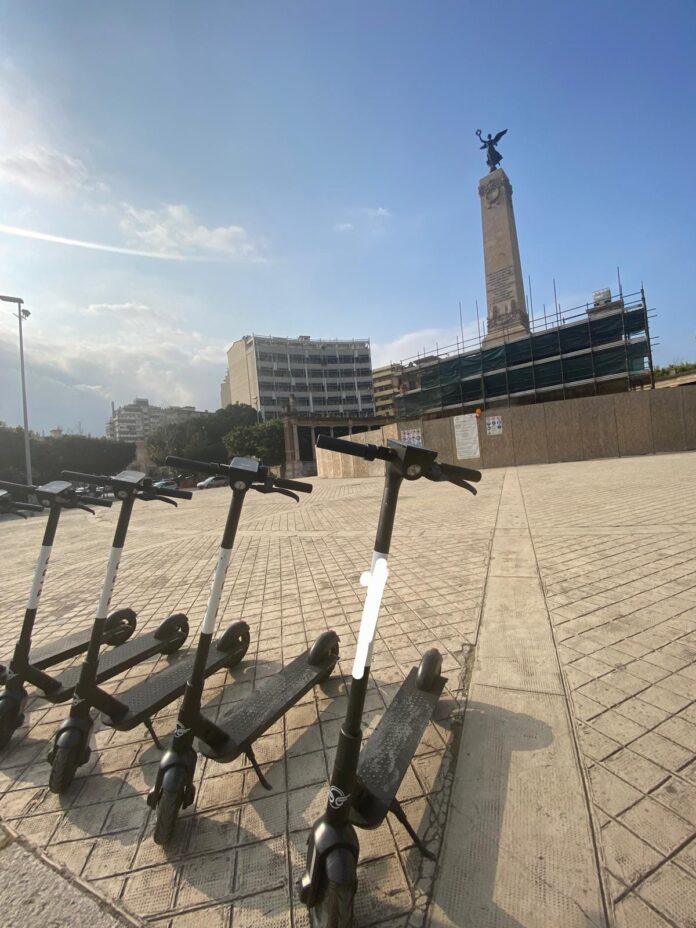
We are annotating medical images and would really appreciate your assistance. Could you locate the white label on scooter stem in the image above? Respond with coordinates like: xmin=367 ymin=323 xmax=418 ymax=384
xmin=96 ymin=548 xmax=122 ymax=618
xmin=352 ymin=557 xmax=388 ymax=680
xmin=201 ymin=547 xmax=232 ymax=635
xmin=27 ymin=546 xmax=51 ymax=609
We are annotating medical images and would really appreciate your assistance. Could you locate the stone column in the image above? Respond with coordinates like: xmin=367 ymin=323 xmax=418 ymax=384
xmin=479 ymin=169 xmax=530 ymax=346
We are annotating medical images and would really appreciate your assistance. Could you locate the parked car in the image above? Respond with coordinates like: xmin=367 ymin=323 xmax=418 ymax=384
xmin=153 ymin=478 xmax=179 ymax=491
xmin=196 ymin=475 xmax=228 ymax=490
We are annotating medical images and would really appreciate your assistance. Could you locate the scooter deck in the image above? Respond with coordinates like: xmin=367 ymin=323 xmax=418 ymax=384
xmin=198 ymin=646 xmax=337 ymax=763
xmin=26 ymin=631 xmax=178 ymax=702
xmin=0 ymin=627 xmax=91 ymax=683
xmin=100 ymin=636 xmax=244 ymax=730
xmin=350 ymin=666 xmax=446 ymax=830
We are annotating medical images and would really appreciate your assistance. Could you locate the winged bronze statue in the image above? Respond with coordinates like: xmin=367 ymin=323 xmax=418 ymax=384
xmin=476 ymin=129 xmax=507 ymax=172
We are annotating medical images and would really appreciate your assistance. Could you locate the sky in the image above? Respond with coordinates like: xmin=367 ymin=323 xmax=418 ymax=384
xmin=0 ymin=0 xmax=695 ymax=436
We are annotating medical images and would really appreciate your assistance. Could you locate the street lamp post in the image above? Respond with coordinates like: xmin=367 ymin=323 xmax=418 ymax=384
xmin=1 ymin=294 xmax=33 ymax=485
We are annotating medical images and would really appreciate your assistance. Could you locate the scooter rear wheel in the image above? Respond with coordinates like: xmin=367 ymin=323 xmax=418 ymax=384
xmin=153 ymin=788 xmax=184 ymax=847
xmin=416 ymin=648 xmax=442 ymax=692
xmin=310 ymin=880 xmax=355 ymax=928
xmin=155 ymin=614 xmax=190 ymax=655
xmin=102 ymin=608 xmax=137 ymax=646
xmin=48 ymin=745 xmax=81 ymax=794
xmin=308 ymin=631 xmax=340 ymax=684
xmin=217 ymin=621 xmax=251 ymax=667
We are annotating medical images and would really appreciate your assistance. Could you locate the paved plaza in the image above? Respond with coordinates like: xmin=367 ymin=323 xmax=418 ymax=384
xmin=0 ymin=452 xmax=694 ymax=927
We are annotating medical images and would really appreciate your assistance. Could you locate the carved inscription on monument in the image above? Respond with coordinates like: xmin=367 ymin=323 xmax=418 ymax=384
xmin=487 ymin=265 xmax=516 ymax=305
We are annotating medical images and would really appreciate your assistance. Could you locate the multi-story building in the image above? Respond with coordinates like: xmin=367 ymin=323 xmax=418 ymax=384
xmin=220 ymin=371 xmax=232 ymax=408
xmin=225 ymin=335 xmax=375 ymax=420
xmin=105 ymin=398 xmax=207 ymax=442
xmin=372 ymin=363 xmax=402 ymax=417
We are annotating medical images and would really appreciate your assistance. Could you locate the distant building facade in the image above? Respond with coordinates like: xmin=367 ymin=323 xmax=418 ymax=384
xmin=372 ymin=363 xmax=402 ymax=417
xmin=220 ymin=371 xmax=232 ymax=408
xmin=224 ymin=335 xmax=375 ymax=420
xmin=106 ymin=398 xmax=207 ymax=442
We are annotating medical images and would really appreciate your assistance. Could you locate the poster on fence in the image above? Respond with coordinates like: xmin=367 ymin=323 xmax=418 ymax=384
xmin=400 ymin=427 xmax=423 ymax=447
xmin=486 ymin=415 xmax=503 ymax=436
xmin=453 ymin=414 xmax=480 ymax=459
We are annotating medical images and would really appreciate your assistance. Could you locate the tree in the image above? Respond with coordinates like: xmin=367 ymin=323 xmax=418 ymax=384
xmin=146 ymin=403 xmax=258 ymax=466
xmin=223 ymin=419 xmax=285 ymax=466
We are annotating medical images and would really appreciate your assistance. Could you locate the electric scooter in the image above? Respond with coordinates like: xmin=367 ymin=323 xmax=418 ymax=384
xmin=147 ymin=454 xmax=340 ymax=845
xmin=300 ymin=436 xmax=481 ymax=927
xmin=0 ymin=479 xmax=138 ymax=749
xmin=44 ymin=469 xmax=194 ymax=791
xmin=45 ymin=464 xmax=259 ymax=794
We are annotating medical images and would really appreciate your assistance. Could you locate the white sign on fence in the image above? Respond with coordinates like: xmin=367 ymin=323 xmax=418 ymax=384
xmin=453 ymin=414 xmax=480 ymax=459
xmin=400 ymin=428 xmax=423 ymax=447
xmin=486 ymin=415 xmax=503 ymax=436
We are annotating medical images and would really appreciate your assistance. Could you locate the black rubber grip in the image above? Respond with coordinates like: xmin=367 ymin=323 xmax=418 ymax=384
xmin=82 ymin=496 xmax=112 ymax=507
xmin=441 ymin=462 xmax=482 ymax=483
xmin=157 ymin=487 xmax=193 ymax=501
xmin=316 ymin=434 xmax=380 ymax=461
xmin=165 ymin=455 xmax=229 ymax=477
xmin=16 ymin=501 xmax=44 ymax=512
xmin=0 ymin=479 xmax=35 ymax=494
xmin=274 ymin=477 xmax=313 ymax=494
xmin=62 ymin=470 xmax=110 ymax=485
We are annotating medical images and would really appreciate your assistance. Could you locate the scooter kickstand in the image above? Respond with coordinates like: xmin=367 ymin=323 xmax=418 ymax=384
xmin=389 ymin=799 xmax=436 ymax=861
xmin=246 ymin=745 xmax=272 ymax=790
xmin=144 ymin=718 xmax=163 ymax=750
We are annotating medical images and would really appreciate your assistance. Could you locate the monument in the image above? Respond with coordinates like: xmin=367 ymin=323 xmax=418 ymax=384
xmin=477 ymin=129 xmax=530 ymax=346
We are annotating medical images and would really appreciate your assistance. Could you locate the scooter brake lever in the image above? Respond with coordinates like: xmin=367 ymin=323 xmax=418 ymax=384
xmin=12 ymin=510 xmax=29 ymax=520
xmin=449 ymin=477 xmax=477 ymax=496
xmin=136 ymin=492 xmax=178 ymax=507
xmin=76 ymin=503 xmax=96 ymax=515
xmin=252 ymin=484 xmax=300 ymax=503
xmin=423 ymin=464 xmax=446 ymax=482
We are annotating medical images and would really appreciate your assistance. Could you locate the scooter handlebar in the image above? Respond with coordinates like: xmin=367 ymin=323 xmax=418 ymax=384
xmin=315 ymin=434 xmax=393 ymax=462
xmin=13 ymin=500 xmax=44 ymax=512
xmin=273 ymin=476 xmax=312 ymax=494
xmin=62 ymin=470 xmax=109 ymax=485
xmin=81 ymin=496 xmax=112 ymax=508
xmin=165 ymin=455 xmax=228 ymax=477
xmin=0 ymin=479 xmax=36 ymax=495
xmin=438 ymin=461 xmax=482 ymax=484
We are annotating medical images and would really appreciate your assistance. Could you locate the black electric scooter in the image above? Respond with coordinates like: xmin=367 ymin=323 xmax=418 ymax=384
xmin=45 ymin=469 xmax=194 ymax=791
xmin=147 ymin=454 xmax=340 ymax=845
xmin=0 ymin=479 xmax=138 ymax=749
xmin=300 ymin=436 xmax=481 ymax=927
xmin=45 ymin=464 xmax=260 ymax=794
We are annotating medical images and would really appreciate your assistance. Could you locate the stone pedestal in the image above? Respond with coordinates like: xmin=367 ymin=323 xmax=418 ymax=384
xmin=479 ymin=169 xmax=530 ymax=346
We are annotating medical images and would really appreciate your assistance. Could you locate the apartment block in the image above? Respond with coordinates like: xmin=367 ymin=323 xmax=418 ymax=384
xmin=225 ymin=335 xmax=375 ymax=419
xmin=372 ymin=363 xmax=403 ymax=417
xmin=105 ymin=398 xmax=206 ymax=442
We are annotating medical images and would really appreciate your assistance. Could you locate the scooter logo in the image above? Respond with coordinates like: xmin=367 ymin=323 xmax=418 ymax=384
xmin=5 ymin=669 xmax=16 ymax=681
xmin=174 ymin=722 xmax=190 ymax=738
xmin=328 ymin=786 xmax=349 ymax=809
xmin=71 ymin=695 xmax=84 ymax=706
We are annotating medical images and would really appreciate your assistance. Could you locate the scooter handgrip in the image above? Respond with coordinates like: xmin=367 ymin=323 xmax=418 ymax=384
xmin=165 ymin=455 xmax=229 ymax=477
xmin=62 ymin=470 xmax=109 ymax=485
xmin=316 ymin=435 xmax=382 ymax=461
xmin=274 ymin=477 xmax=313 ymax=494
xmin=16 ymin=501 xmax=44 ymax=512
xmin=157 ymin=487 xmax=193 ymax=501
xmin=440 ymin=462 xmax=483 ymax=483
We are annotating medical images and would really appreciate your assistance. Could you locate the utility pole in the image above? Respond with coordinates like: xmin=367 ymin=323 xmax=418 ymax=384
xmin=1 ymin=294 xmax=32 ymax=484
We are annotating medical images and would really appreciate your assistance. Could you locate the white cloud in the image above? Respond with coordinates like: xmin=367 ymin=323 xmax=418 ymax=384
xmin=0 ymin=146 xmax=96 ymax=198
xmin=120 ymin=203 xmax=262 ymax=261
xmin=334 ymin=206 xmax=392 ymax=235
xmin=372 ymin=322 xmax=480 ymax=367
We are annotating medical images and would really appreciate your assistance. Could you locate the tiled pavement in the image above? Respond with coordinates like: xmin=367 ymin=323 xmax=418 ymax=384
xmin=0 ymin=453 xmax=694 ymax=927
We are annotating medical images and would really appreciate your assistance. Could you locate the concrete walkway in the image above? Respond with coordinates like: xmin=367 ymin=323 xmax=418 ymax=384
xmin=429 ymin=469 xmax=608 ymax=927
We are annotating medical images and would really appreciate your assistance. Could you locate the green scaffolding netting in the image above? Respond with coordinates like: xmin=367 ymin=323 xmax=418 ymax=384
xmin=395 ymin=307 xmax=650 ymax=418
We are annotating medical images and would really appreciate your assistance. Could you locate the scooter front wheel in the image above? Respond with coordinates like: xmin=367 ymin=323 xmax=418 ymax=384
xmin=48 ymin=745 xmax=81 ymax=794
xmin=310 ymin=880 xmax=355 ymax=928
xmin=217 ymin=621 xmax=251 ymax=668
xmin=153 ymin=788 xmax=184 ymax=847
